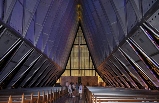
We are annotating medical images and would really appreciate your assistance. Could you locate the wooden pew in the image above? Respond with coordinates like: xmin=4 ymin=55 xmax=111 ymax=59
xmin=0 ymin=87 xmax=67 ymax=103
xmin=85 ymin=86 xmax=159 ymax=103
xmin=0 ymin=88 xmax=61 ymax=103
xmin=0 ymin=94 xmax=34 ymax=103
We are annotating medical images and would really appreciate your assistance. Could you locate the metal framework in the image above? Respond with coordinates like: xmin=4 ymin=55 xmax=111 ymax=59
xmin=0 ymin=0 xmax=159 ymax=90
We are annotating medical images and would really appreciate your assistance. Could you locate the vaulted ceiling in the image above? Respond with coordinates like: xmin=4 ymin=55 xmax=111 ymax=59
xmin=0 ymin=0 xmax=159 ymax=89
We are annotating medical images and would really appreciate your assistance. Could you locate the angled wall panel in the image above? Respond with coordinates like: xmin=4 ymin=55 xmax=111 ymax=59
xmin=7 ymin=50 xmax=41 ymax=88
xmin=114 ymin=50 xmax=147 ymax=88
xmin=11 ymin=43 xmax=32 ymax=62
xmin=0 ymin=42 xmax=31 ymax=79
xmin=126 ymin=65 xmax=146 ymax=85
xmin=9 ymin=0 xmax=23 ymax=34
xmin=107 ymin=60 xmax=130 ymax=88
xmin=126 ymin=0 xmax=138 ymax=32
xmin=131 ymin=28 xmax=158 ymax=56
xmin=137 ymin=61 xmax=159 ymax=86
xmin=23 ymin=50 xmax=40 ymax=66
xmin=35 ymin=65 xmax=53 ymax=86
xmin=114 ymin=50 xmax=130 ymax=66
xmin=0 ymin=30 xmax=19 ymax=58
xmin=110 ymin=56 xmax=135 ymax=84
xmin=28 ymin=60 xmax=50 ymax=87
xmin=20 ymin=56 xmax=46 ymax=87
xmin=142 ymin=0 xmax=157 ymax=15
xmin=147 ymin=9 xmax=159 ymax=31
xmin=121 ymin=42 xmax=140 ymax=61
xmin=112 ymin=0 xmax=127 ymax=35
xmin=152 ymin=54 xmax=159 ymax=65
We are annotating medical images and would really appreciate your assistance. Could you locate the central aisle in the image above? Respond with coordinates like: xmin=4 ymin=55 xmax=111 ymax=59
xmin=56 ymin=89 xmax=86 ymax=103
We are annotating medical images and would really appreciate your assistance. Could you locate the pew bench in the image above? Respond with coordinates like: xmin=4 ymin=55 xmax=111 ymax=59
xmin=0 ymin=94 xmax=36 ymax=103
xmin=85 ymin=86 xmax=159 ymax=103
xmin=0 ymin=87 xmax=68 ymax=103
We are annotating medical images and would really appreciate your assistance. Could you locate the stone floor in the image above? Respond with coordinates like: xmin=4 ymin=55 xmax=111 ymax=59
xmin=56 ymin=91 xmax=86 ymax=103
xmin=65 ymin=96 xmax=84 ymax=103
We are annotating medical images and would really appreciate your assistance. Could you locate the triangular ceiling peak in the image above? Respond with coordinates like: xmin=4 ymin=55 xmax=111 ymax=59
xmin=62 ymin=26 xmax=99 ymax=76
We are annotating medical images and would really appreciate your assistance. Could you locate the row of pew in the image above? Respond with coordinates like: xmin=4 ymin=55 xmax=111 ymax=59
xmin=85 ymin=86 xmax=159 ymax=103
xmin=0 ymin=87 xmax=67 ymax=103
